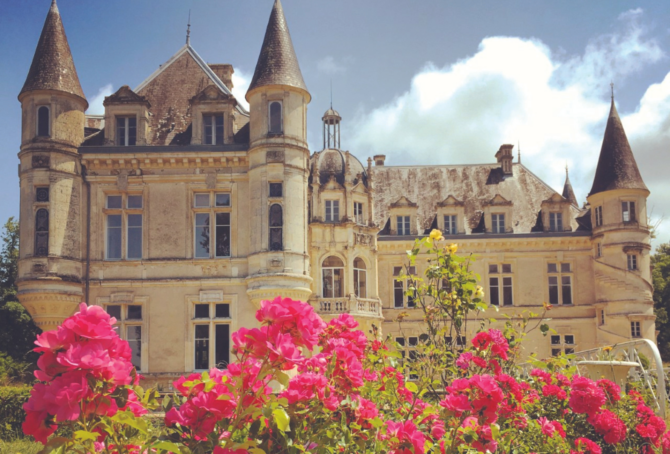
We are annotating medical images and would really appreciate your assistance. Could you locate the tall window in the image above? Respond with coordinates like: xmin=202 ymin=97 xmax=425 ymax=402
xmin=116 ymin=116 xmax=137 ymax=146
xmin=547 ymin=262 xmax=572 ymax=305
xmin=599 ymin=309 xmax=606 ymax=326
xmin=203 ymin=114 xmax=224 ymax=145
xmin=595 ymin=206 xmax=603 ymax=227
xmin=489 ymin=264 xmax=513 ymax=306
xmin=396 ymin=336 xmax=420 ymax=380
xmin=550 ymin=334 xmax=575 ymax=356
xmin=34 ymin=208 xmax=49 ymax=257
xmin=269 ymin=182 xmax=283 ymax=198
xmin=549 ymin=212 xmax=563 ymax=232
xmin=353 ymin=257 xmax=367 ymax=298
xmin=106 ymin=194 xmax=143 ymax=260
xmin=325 ymin=200 xmax=340 ymax=222
xmin=596 ymin=243 xmax=602 ymax=258
xmin=37 ymin=106 xmax=50 ymax=137
xmin=397 ymin=216 xmax=411 ymax=235
xmin=269 ymin=204 xmax=283 ymax=251
xmin=193 ymin=302 xmax=231 ymax=370
xmin=269 ymin=101 xmax=282 ymax=134
xmin=393 ymin=266 xmax=417 ymax=308
xmin=193 ymin=192 xmax=231 ymax=258
xmin=627 ymin=254 xmax=638 ymax=271
xmin=322 ymin=256 xmax=344 ymax=298
xmin=354 ymin=202 xmax=365 ymax=225
xmin=631 ymin=321 xmax=641 ymax=338
xmin=444 ymin=215 xmax=457 ymax=235
xmin=105 ymin=304 xmax=143 ymax=371
xmin=491 ymin=214 xmax=505 ymax=233
xmin=622 ymin=201 xmax=636 ymax=222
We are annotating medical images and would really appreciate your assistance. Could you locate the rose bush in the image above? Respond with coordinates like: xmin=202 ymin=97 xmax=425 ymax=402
xmin=22 ymin=232 xmax=670 ymax=453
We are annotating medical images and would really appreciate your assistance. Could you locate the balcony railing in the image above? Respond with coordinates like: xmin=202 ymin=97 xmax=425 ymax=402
xmin=315 ymin=296 xmax=383 ymax=318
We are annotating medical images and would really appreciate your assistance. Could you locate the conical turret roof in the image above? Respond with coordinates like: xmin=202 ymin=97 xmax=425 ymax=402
xmin=246 ymin=0 xmax=308 ymax=98
xmin=589 ymin=99 xmax=646 ymax=196
xmin=19 ymin=0 xmax=86 ymax=103
xmin=562 ymin=168 xmax=578 ymax=206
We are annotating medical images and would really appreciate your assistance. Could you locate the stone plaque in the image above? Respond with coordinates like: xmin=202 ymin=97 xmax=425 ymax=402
xmin=32 ymin=155 xmax=50 ymax=169
xmin=266 ymin=151 xmax=284 ymax=163
xmin=199 ymin=290 xmax=223 ymax=303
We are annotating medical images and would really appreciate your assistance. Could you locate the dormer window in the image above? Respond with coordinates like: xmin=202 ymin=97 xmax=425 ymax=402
xmin=444 ymin=215 xmax=457 ymax=235
xmin=116 ymin=116 xmax=136 ymax=146
xmin=37 ymin=106 xmax=50 ymax=137
xmin=549 ymin=212 xmax=563 ymax=232
xmin=397 ymin=216 xmax=411 ymax=235
xmin=325 ymin=200 xmax=340 ymax=222
xmin=269 ymin=101 xmax=282 ymax=134
xmin=203 ymin=114 xmax=224 ymax=145
xmin=491 ymin=214 xmax=505 ymax=233
xmin=622 ymin=201 xmax=636 ymax=222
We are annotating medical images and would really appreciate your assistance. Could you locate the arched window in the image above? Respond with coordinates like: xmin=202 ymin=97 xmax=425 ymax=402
xmin=37 ymin=106 xmax=50 ymax=137
xmin=269 ymin=204 xmax=283 ymax=251
xmin=35 ymin=209 xmax=49 ymax=256
xmin=322 ymin=256 xmax=344 ymax=298
xmin=353 ymin=257 xmax=367 ymax=298
xmin=269 ymin=101 xmax=282 ymax=134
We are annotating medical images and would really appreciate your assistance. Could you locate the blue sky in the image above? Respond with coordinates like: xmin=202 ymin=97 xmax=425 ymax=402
xmin=1 ymin=1 xmax=670 ymax=244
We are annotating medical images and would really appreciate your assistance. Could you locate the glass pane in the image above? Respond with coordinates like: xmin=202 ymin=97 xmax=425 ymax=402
xmin=323 ymin=256 xmax=344 ymax=267
xmin=194 ymin=325 xmax=209 ymax=370
xmin=502 ymin=264 xmax=512 ymax=273
xmin=127 ymin=215 xmax=142 ymax=259
xmin=269 ymin=204 xmax=283 ymax=227
xmin=489 ymin=277 xmax=499 ymax=306
xmin=35 ymin=231 xmax=48 ymax=257
xmin=269 ymin=101 xmax=282 ymax=133
xmin=106 ymin=305 xmax=121 ymax=321
xmin=547 ymin=263 xmax=558 ymax=273
xmin=107 ymin=195 xmax=122 ymax=209
xmin=549 ymin=285 xmax=559 ymax=305
xmin=215 ymin=225 xmax=230 ymax=257
xmin=551 ymin=335 xmax=561 ymax=345
xmin=561 ymin=263 xmax=571 ymax=273
xmin=216 ymin=193 xmax=231 ymax=207
xmin=322 ymin=269 xmax=333 ymax=298
xmin=408 ymin=337 xmax=418 ymax=347
xmin=127 ymin=195 xmax=143 ymax=209
xmin=552 ymin=349 xmax=562 ymax=357
xmin=195 ymin=214 xmax=210 ymax=258
xmin=564 ymin=335 xmax=574 ymax=345
xmin=269 ymin=227 xmax=283 ymax=251
xmin=128 ymin=118 xmax=136 ymax=146
xmin=269 ymin=183 xmax=283 ymax=198
xmin=357 ymin=270 xmax=367 ymax=298
xmin=127 ymin=326 xmax=141 ymax=370
xmin=38 ymin=106 xmax=50 ymax=136
xmin=215 ymin=304 xmax=230 ymax=318
xmin=565 ymin=348 xmax=575 ymax=355
xmin=503 ymin=279 xmax=513 ymax=306
xmin=333 ymin=269 xmax=343 ymax=298
xmin=489 ymin=264 xmax=498 ymax=274
xmin=117 ymin=118 xmax=126 ymax=145
xmin=107 ymin=215 xmax=122 ymax=260
xmin=215 ymin=324 xmax=230 ymax=368
xmin=393 ymin=266 xmax=402 ymax=276
xmin=194 ymin=193 xmax=210 ymax=208
xmin=354 ymin=257 xmax=366 ymax=269
xmin=395 ymin=337 xmax=405 ymax=347
xmin=204 ymin=115 xmax=213 ymax=144
xmin=215 ymin=115 xmax=224 ymax=146
xmin=127 ymin=305 xmax=142 ymax=320
xmin=195 ymin=304 xmax=209 ymax=318
xmin=394 ymin=284 xmax=404 ymax=308
xmin=562 ymin=277 xmax=572 ymax=305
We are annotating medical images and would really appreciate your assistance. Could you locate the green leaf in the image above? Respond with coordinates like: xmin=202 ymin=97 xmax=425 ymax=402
xmin=74 ymin=430 xmax=99 ymax=442
xmin=276 ymin=371 xmax=290 ymax=388
xmin=111 ymin=409 xmax=148 ymax=434
xmin=153 ymin=441 xmax=182 ymax=453
xmin=404 ymin=381 xmax=418 ymax=393
xmin=273 ymin=408 xmax=290 ymax=432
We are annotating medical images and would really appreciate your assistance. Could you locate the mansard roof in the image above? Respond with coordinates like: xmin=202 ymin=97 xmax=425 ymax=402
xmin=247 ymin=0 xmax=308 ymax=98
xmin=373 ymin=163 xmax=573 ymax=234
xmin=20 ymin=0 xmax=86 ymax=104
xmin=589 ymin=99 xmax=647 ymax=196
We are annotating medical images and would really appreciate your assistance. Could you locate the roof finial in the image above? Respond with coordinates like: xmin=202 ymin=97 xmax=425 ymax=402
xmin=330 ymin=79 xmax=333 ymax=109
xmin=610 ymin=81 xmax=614 ymax=102
xmin=186 ymin=9 xmax=191 ymax=45
xmin=566 ymin=162 xmax=569 ymax=177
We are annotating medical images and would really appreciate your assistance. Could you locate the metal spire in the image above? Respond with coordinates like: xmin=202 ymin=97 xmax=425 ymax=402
xmin=330 ymin=79 xmax=333 ymax=109
xmin=610 ymin=81 xmax=614 ymax=101
xmin=186 ymin=10 xmax=191 ymax=45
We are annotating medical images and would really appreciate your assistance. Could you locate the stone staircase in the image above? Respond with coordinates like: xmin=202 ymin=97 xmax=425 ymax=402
xmin=594 ymin=260 xmax=653 ymax=300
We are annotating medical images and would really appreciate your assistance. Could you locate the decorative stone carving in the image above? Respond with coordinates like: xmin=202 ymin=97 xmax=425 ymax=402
xmin=32 ymin=155 xmax=50 ymax=168
xmin=270 ymin=258 xmax=283 ymax=268
xmin=205 ymin=171 xmax=217 ymax=189
xmin=117 ymin=171 xmax=129 ymax=191
xmin=111 ymin=292 xmax=134 ymax=304
xmin=355 ymin=233 xmax=373 ymax=246
xmin=199 ymin=290 xmax=223 ymax=303
xmin=202 ymin=264 xmax=219 ymax=276
xmin=266 ymin=151 xmax=284 ymax=163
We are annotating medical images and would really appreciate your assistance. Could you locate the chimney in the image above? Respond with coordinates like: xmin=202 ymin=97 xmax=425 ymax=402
xmin=209 ymin=64 xmax=234 ymax=91
xmin=495 ymin=144 xmax=514 ymax=176
xmin=374 ymin=154 xmax=386 ymax=166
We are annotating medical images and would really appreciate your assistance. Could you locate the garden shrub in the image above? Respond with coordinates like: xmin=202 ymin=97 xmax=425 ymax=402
xmin=0 ymin=385 xmax=30 ymax=440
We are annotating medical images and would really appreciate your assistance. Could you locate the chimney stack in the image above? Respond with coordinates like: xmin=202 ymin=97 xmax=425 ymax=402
xmin=495 ymin=144 xmax=514 ymax=175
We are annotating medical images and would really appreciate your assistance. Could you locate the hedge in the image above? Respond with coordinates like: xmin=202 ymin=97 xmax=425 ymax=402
xmin=0 ymin=386 xmax=30 ymax=441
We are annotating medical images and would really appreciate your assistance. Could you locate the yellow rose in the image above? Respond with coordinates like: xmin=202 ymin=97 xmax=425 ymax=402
xmin=446 ymin=243 xmax=458 ymax=255
xmin=474 ymin=286 xmax=485 ymax=299
xmin=429 ymin=229 xmax=444 ymax=241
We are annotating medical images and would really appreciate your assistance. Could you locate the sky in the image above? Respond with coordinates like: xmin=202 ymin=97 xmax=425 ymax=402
xmin=1 ymin=1 xmax=669 ymax=246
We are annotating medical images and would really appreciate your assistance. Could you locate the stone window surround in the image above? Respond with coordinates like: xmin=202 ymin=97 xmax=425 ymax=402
xmin=191 ymin=189 xmax=234 ymax=259
xmin=540 ymin=194 xmax=572 ymax=233
xmin=485 ymin=258 xmax=517 ymax=307
xmin=436 ymin=196 xmax=465 ymax=235
xmin=102 ymin=192 xmax=145 ymax=261
xmin=482 ymin=195 xmax=513 ymax=234
xmin=389 ymin=207 xmax=417 ymax=236
xmin=546 ymin=260 xmax=574 ymax=306
xmin=104 ymin=104 xmax=149 ymax=146
xmin=36 ymin=105 xmax=50 ymax=137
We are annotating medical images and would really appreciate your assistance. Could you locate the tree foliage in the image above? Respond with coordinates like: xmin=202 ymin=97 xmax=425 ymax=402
xmin=0 ymin=217 xmax=40 ymax=363
xmin=652 ymin=242 xmax=670 ymax=360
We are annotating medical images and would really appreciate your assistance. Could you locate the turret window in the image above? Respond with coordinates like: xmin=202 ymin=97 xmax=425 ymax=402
xmin=631 ymin=321 xmax=641 ymax=338
xmin=622 ymin=201 xmax=636 ymax=222
xmin=491 ymin=214 xmax=505 ymax=233
xmin=37 ymin=106 xmax=50 ymax=137
xmin=116 ymin=116 xmax=137 ymax=146
xmin=269 ymin=101 xmax=282 ymax=134
xmin=322 ymin=256 xmax=344 ymax=298
xmin=269 ymin=204 xmax=283 ymax=251
xmin=34 ymin=208 xmax=49 ymax=257
xmin=549 ymin=213 xmax=563 ymax=232
xmin=325 ymin=200 xmax=340 ymax=222
xmin=353 ymin=257 xmax=367 ymax=298
xmin=627 ymin=254 xmax=638 ymax=271
xmin=595 ymin=206 xmax=603 ymax=227
xmin=269 ymin=183 xmax=283 ymax=198
xmin=203 ymin=114 xmax=224 ymax=145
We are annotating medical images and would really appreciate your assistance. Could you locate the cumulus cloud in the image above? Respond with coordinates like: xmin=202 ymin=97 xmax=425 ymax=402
xmin=317 ymin=55 xmax=351 ymax=75
xmin=351 ymin=9 xmax=670 ymax=246
xmin=86 ymin=84 xmax=114 ymax=115
xmin=231 ymin=68 xmax=251 ymax=111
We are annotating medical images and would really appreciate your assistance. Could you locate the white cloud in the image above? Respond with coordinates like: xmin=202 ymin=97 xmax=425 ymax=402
xmin=317 ymin=56 xmax=350 ymax=75
xmin=231 ymin=68 xmax=251 ymax=111
xmin=351 ymin=9 xmax=670 ymax=247
xmin=86 ymin=84 xmax=114 ymax=115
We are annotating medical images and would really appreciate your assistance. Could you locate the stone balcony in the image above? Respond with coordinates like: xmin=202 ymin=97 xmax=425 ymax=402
xmin=312 ymin=295 xmax=383 ymax=319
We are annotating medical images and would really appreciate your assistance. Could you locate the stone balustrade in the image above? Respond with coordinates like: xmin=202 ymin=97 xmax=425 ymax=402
xmin=314 ymin=295 xmax=383 ymax=318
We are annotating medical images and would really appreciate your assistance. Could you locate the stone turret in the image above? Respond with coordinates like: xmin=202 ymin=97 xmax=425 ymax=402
xmin=562 ymin=167 xmax=578 ymax=206
xmin=245 ymin=0 xmax=312 ymax=306
xmin=17 ymin=0 xmax=88 ymax=330
xmin=587 ymin=97 xmax=653 ymax=345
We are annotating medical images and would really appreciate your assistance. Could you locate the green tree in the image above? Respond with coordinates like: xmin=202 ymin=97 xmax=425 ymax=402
xmin=652 ymin=242 xmax=670 ymax=360
xmin=0 ymin=217 xmax=40 ymax=362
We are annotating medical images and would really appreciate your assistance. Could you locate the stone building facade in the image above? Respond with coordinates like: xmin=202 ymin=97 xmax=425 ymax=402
xmin=17 ymin=0 xmax=654 ymax=385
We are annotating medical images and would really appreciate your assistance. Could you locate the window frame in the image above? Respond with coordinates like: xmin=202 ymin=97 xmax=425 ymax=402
xmin=595 ymin=206 xmax=603 ymax=227
xmin=547 ymin=262 xmax=573 ymax=305
xmin=393 ymin=266 xmax=417 ymax=308
xmin=395 ymin=335 xmax=420 ymax=381
xmin=622 ymin=201 xmax=636 ymax=223
xmin=322 ymin=256 xmax=345 ymax=299
xmin=491 ymin=213 xmax=505 ymax=233
xmin=627 ymin=254 xmax=638 ymax=271
xmin=268 ymin=100 xmax=283 ymax=134
xmin=488 ymin=263 xmax=513 ymax=306
xmin=203 ymin=113 xmax=224 ymax=145
xmin=325 ymin=200 xmax=340 ymax=223
xmin=396 ymin=216 xmax=411 ymax=236
xmin=191 ymin=301 xmax=232 ymax=371
xmin=550 ymin=334 xmax=576 ymax=357
xmin=104 ymin=302 xmax=145 ymax=371
xmin=443 ymin=214 xmax=457 ymax=235
xmin=269 ymin=203 xmax=283 ymax=251
xmin=354 ymin=201 xmax=365 ymax=225
xmin=104 ymin=193 xmax=144 ymax=261
xmin=549 ymin=212 xmax=563 ymax=232
xmin=116 ymin=116 xmax=137 ymax=146
xmin=353 ymin=257 xmax=367 ymax=298
xmin=631 ymin=321 xmax=641 ymax=338
xmin=192 ymin=191 xmax=232 ymax=259
xmin=37 ymin=105 xmax=50 ymax=137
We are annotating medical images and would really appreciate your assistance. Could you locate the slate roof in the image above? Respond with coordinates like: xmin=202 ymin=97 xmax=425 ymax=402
xmin=589 ymin=99 xmax=647 ymax=196
xmin=247 ymin=0 xmax=308 ymax=97
xmin=373 ymin=163 xmax=577 ymax=234
xmin=20 ymin=0 xmax=86 ymax=104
